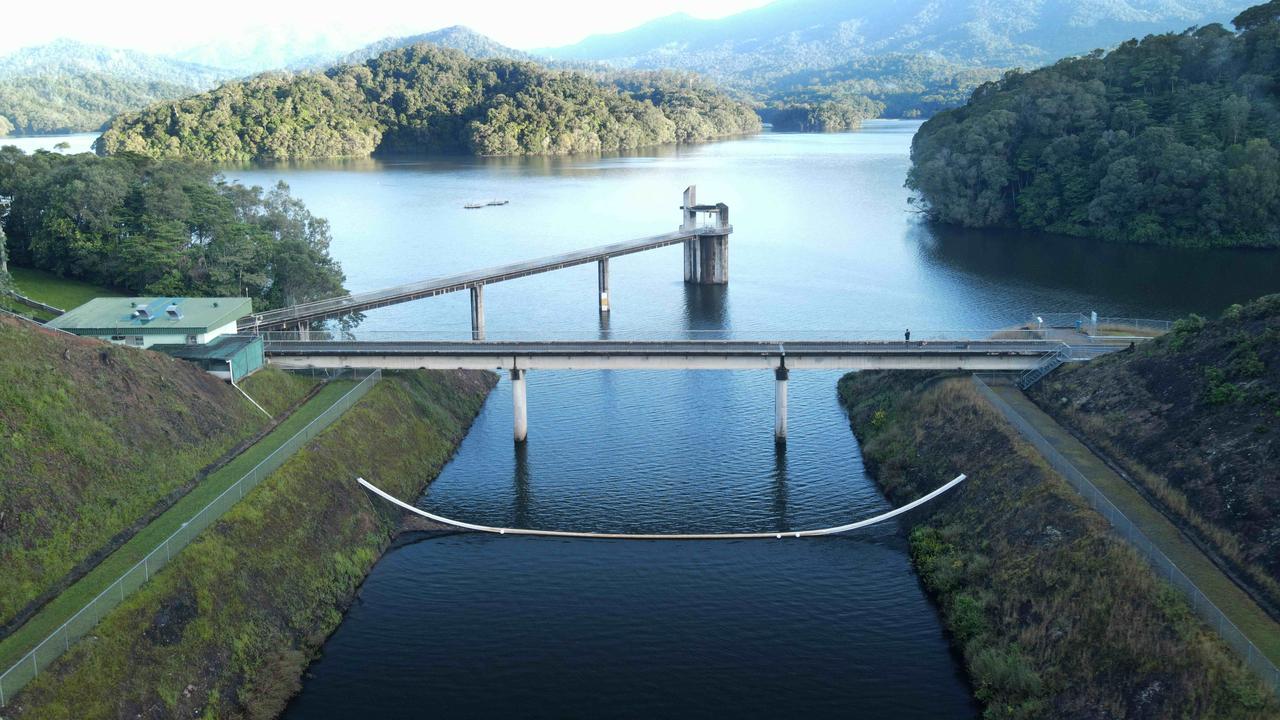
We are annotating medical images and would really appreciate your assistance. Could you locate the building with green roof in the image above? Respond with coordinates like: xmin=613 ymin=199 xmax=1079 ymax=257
xmin=47 ymin=297 xmax=252 ymax=349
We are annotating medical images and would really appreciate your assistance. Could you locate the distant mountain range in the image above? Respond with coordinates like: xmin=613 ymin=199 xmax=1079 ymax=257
xmin=2 ymin=0 xmax=1260 ymax=137
xmin=539 ymin=0 xmax=1251 ymax=85
xmin=0 ymin=39 xmax=230 ymax=87
xmin=0 ymin=40 xmax=234 ymax=136
xmin=312 ymin=26 xmax=530 ymax=69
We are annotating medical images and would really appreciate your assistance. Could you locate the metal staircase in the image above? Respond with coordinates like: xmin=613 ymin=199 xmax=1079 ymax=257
xmin=1018 ymin=346 xmax=1071 ymax=389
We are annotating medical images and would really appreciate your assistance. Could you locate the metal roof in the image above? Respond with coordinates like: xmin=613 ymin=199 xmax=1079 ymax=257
xmin=152 ymin=334 xmax=262 ymax=361
xmin=48 ymin=297 xmax=252 ymax=334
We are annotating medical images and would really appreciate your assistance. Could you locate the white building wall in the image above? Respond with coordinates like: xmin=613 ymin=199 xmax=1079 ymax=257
xmin=199 ymin=320 xmax=240 ymax=343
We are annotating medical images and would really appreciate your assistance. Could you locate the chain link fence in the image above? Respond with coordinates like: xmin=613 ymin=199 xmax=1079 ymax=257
xmin=0 ymin=369 xmax=382 ymax=706
xmin=972 ymin=375 xmax=1280 ymax=696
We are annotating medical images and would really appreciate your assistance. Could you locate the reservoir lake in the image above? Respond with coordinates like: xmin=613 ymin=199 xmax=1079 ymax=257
xmin=16 ymin=123 xmax=1280 ymax=716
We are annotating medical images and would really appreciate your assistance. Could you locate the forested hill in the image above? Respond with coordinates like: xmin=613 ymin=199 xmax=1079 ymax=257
xmin=328 ymin=26 xmax=529 ymax=67
xmin=908 ymin=1 xmax=1280 ymax=249
xmin=0 ymin=40 xmax=230 ymax=136
xmin=95 ymin=45 xmax=760 ymax=161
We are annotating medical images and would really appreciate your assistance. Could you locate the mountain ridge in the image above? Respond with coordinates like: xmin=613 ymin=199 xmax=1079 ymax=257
xmin=539 ymin=0 xmax=1250 ymax=84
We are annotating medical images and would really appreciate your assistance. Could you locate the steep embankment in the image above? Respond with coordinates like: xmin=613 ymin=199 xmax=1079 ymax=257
xmin=0 ymin=317 xmax=314 ymax=634
xmin=7 ymin=369 xmax=495 ymax=719
xmin=95 ymin=44 xmax=760 ymax=161
xmin=839 ymin=371 xmax=1277 ymax=718
xmin=1030 ymin=295 xmax=1280 ymax=614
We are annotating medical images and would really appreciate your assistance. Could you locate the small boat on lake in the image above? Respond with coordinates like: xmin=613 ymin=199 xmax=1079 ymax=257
xmin=464 ymin=203 xmax=485 ymax=209
xmin=486 ymin=200 xmax=509 ymax=206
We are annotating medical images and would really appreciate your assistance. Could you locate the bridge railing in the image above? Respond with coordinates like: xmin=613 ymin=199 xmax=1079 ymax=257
xmin=973 ymin=375 xmax=1280 ymax=697
xmin=244 ymin=225 xmax=726 ymax=328
xmin=1029 ymin=312 xmax=1172 ymax=335
xmin=0 ymin=369 xmax=382 ymax=707
xmin=253 ymin=328 xmax=1067 ymax=344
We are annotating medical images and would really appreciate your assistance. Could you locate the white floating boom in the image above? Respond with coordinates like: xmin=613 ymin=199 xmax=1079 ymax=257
xmin=357 ymin=474 xmax=967 ymax=540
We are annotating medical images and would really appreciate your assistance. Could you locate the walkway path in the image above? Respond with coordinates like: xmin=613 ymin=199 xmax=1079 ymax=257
xmin=982 ymin=379 xmax=1280 ymax=667
xmin=0 ymin=379 xmax=358 ymax=673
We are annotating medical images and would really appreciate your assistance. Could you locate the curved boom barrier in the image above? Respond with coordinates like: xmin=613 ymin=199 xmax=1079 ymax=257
xmin=357 ymin=473 xmax=967 ymax=540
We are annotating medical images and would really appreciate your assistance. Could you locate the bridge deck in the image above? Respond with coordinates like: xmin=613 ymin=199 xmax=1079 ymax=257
xmin=243 ymin=226 xmax=729 ymax=330
xmin=264 ymin=339 xmax=1111 ymax=371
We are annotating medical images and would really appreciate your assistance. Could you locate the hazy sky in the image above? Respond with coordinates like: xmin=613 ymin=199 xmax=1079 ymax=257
xmin=0 ymin=0 xmax=773 ymax=55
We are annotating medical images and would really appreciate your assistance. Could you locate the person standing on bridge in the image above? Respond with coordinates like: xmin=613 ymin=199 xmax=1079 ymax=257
xmin=904 ymin=328 xmax=911 ymax=344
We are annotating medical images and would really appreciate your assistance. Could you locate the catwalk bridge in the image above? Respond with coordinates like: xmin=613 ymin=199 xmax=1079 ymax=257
xmin=242 ymin=186 xmax=730 ymax=338
xmin=248 ymin=185 xmax=1137 ymax=444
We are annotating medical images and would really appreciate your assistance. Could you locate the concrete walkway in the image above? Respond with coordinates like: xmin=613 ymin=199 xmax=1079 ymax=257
xmin=984 ymin=380 xmax=1280 ymax=666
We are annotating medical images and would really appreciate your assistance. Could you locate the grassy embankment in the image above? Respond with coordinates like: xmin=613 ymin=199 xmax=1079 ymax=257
xmin=0 ymin=268 xmax=118 ymax=321
xmin=0 ymin=317 xmax=316 ymax=638
xmin=839 ymin=371 xmax=1278 ymax=719
xmin=7 ymin=369 xmax=496 ymax=719
xmin=1029 ymin=295 xmax=1280 ymax=615
xmin=0 ymin=377 xmax=348 ymax=673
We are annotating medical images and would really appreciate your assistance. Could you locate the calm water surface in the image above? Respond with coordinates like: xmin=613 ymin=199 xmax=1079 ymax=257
xmin=25 ymin=124 xmax=1280 ymax=716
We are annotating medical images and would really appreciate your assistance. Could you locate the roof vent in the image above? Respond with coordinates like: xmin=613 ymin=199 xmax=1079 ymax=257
xmin=165 ymin=303 xmax=182 ymax=320
xmin=132 ymin=307 xmax=152 ymax=320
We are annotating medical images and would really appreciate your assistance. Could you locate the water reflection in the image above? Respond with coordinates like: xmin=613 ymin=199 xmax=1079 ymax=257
xmin=771 ymin=445 xmax=790 ymax=531
xmin=512 ymin=441 xmax=532 ymax=528
xmin=682 ymin=282 xmax=729 ymax=331
xmin=916 ymin=224 xmax=1280 ymax=318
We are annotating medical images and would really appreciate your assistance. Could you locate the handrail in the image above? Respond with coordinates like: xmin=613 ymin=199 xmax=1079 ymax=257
xmin=245 ymin=225 xmax=727 ymax=328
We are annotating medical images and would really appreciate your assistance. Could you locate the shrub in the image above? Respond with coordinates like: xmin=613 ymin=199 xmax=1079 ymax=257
xmin=1203 ymin=366 xmax=1243 ymax=405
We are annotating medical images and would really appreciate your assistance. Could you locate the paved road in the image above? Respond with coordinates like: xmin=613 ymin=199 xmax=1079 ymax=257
xmin=262 ymin=338 xmax=1120 ymax=371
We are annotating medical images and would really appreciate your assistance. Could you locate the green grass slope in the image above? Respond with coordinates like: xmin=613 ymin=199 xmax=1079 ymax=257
xmin=0 ymin=317 xmax=313 ymax=633
xmin=6 ymin=370 xmax=495 ymax=719
xmin=839 ymin=371 xmax=1277 ymax=718
xmin=1030 ymin=294 xmax=1280 ymax=614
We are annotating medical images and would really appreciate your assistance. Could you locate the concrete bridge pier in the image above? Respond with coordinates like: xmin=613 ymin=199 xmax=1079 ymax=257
xmin=511 ymin=368 xmax=528 ymax=443
xmin=598 ymin=258 xmax=610 ymax=313
xmin=470 ymin=285 xmax=485 ymax=341
xmin=774 ymin=366 xmax=788 ymax=445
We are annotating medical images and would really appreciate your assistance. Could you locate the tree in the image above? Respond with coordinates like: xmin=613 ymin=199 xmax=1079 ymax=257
xmin=1232 ymin=0 xmax=1280 ymax=31
xmin=0 ymin=151 xmax=349 ymax=311
xmin=0 ymin=221 xmax=11 ymax=292
xmin=907 ymin=2 xmax=1280 ymax=248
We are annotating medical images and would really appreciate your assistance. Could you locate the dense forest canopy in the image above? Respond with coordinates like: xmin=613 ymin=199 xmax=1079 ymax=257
xmin=0 ymin=74 xmax=203 ymax=136
xmin=0 ymin=148 xmax=346 ymax=310
xmin=764 ymin=55 xmax=1007 ymax=120
xmin=0 ymin=40 xmax=229 ymax=136
xmin=907 ymin=1 xmax=1280 ymax=248
xmin=96 ymin=45 xmax=760 ymax=161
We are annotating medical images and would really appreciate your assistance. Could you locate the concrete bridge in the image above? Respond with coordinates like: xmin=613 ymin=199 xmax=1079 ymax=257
xmin=263 ymin=338 xmax=1116 ymax=444
xmin=240 ymin=186 xmax=730 ymax=338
